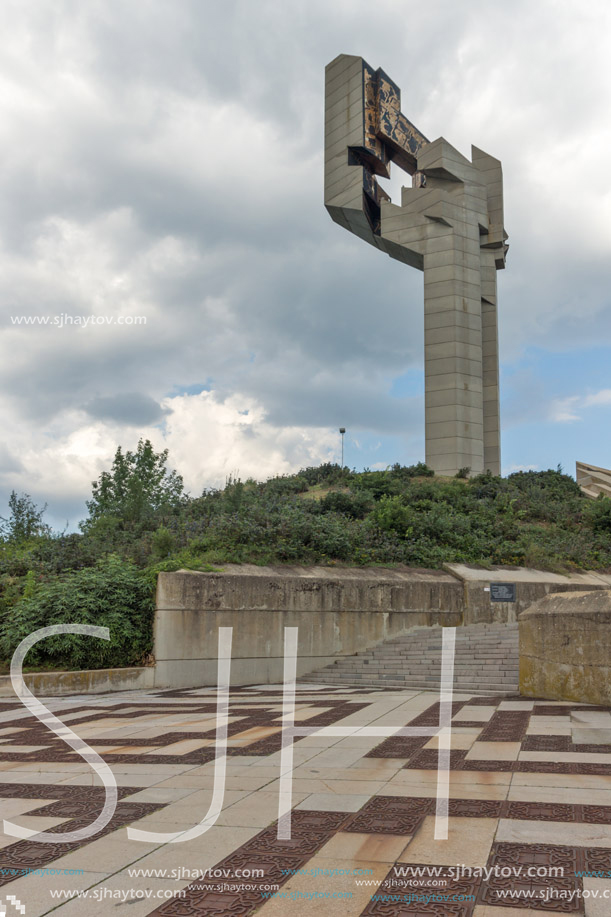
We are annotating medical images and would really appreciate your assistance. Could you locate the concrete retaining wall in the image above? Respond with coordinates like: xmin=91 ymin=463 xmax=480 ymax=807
xmin=153 ymin=563 xmax=611 ymax=688
xmin=3 ymin=563 xmax=610 ymax=695
xmin=153 ymin=564 xmax=463 ymax=687
xmin=519 ymin=590 xmax=611 ymax=704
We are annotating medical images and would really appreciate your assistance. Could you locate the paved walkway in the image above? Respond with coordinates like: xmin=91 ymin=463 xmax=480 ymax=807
xmin=0 ymin=685 xmax=610 ymax=915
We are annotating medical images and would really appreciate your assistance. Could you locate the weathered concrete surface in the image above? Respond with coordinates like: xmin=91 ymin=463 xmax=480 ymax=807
xmin=446 ymin=563 xmax=609 ymax=625
xmin=5 ymin=564 xmax=610 ymax=696
xmin=154 ymin=564 xmax=463 ymax=687
xmin=519 ymin=590 xmax=611 ymax=704
xmin=0 ymin=665 xmax=153 ymax=697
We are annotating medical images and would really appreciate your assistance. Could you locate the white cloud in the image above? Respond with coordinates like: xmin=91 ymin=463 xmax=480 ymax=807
xmin=550 ymin=389 xmax=611 ymax=423
xmin=157 ymin=391 xmax=338 ymax=492
xmin=1 ymin=0 xmax=611 ymax=520
xmin=550 ymin=396 xmax=581 ymax=423
xmin=0 ymin=390 xmax=338 ymax=525
xmin=584 ymin=389 xmax=611 ymax=408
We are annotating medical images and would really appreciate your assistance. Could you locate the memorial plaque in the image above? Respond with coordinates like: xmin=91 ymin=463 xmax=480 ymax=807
xmin=490 ymin=583 xmax=516 ymax=602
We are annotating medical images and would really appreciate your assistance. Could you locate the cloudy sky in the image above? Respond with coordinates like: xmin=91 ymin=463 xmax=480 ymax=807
xmin=1 ymin=0 xmax=610 ymax=529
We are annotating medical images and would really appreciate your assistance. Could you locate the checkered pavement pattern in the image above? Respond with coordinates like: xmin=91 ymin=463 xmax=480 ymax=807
xmin=0 ymin=685 xmax=609 ymax=915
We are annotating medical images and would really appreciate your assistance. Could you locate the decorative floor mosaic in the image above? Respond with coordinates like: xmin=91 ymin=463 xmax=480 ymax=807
xmin=0 ymin=685 xmax=610 ymax=915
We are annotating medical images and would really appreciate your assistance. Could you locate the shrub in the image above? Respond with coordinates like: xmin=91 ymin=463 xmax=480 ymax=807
xmin=320 ymin=490 xmax=372 ymax=519
xmin=298 ymin=464 xmax=352 ymax=486
xmin=0 ymin=556 xmax=154 ymax=670
xmin=151 ymin=525 xmax=175 ymax=559
xmin=390 ymin=462 xmax=435 ymax=479
xmin=585 ymin=496 xmax=611 ymax=534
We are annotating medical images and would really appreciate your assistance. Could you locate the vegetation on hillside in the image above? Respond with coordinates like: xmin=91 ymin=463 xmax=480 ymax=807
xmin=1 ymin=439 xmax=610 ymax=670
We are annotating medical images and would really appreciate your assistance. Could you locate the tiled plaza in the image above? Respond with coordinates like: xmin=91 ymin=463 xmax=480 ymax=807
xmin=0 ymin=685 xmax=611 ymax=915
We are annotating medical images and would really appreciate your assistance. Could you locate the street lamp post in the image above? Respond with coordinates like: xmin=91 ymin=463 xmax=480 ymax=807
xmin=339 ymin=428 xmax=346 ymax=468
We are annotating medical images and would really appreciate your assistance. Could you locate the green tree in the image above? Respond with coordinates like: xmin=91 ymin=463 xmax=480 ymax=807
xmin=83 ymin=439 xmax=185 ymax=530
xmin=0 ymin=491 xmax=51 ymax=543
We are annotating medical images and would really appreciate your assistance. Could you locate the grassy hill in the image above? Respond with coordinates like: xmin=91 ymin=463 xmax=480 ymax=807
xmin=163 ymin=463 xmax=611 ymax=573
xmin=2 ymin=461 xmax=611 ymax=670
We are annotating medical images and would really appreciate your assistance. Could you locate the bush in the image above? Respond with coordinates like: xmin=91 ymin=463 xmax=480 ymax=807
xmin=585 ymin=496 xmax=611 ymax=534
xmin=320 ymin=490 xmax=372 ymax=519
xmin=0 ymin=556 xmax=154 ymax=670
xmin=151 ymin=525 xmax=175 ymax=559
xmin=298 ymin=464 xmax=352 ymax=486
xmin=390 ymin=462 xmax=435 ymax=479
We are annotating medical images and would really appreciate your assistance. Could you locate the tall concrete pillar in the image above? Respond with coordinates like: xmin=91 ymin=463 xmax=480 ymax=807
xmin=324 ymin=55 xmax=508 ymax=477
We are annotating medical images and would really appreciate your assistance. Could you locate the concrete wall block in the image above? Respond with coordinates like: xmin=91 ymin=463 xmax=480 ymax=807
xmin=324 ymin=169 xmax=362 ymax=203
xmin=424 ymin=263 xmax=482 ymax=287
xmin=424 ymin=278 xmax=482 ymax=301
xmin=422 ymin=233 xmax=474 ymax=255
xmin=324 ymin=118 xmax=364 ymax=152
xmin=425 ymin=340 xmax=483 ymax=362
xmin=325 ymin=54 xmax=362 ymax=84
xmin=482 ymin=325 xmax=498 ymax=343
xmin=426 ymin=372 xmax=483 ymax=393
xmin=424 ymin=294 xmax=483 ymax=317
xmin=325 ymin=72 xmax=364 ymax=110
xmin=427 ymin=451 xmax=485 ymax=470
xmin=425 ymin=249 xmax=481 ymax=271
xmin=427 ymin=419 xmax=484 ymax=441
xmin=153 ymin=567 xmax=472 ymax=686
xmin=426 ymin=355 xmax=483 ymax=377
xmin=426 ymin=387 xmax=484 ymax=408
xmin=519 ymin=591 xmax=611 ymax=703
xmin=426 ymin=403 xmax=484 ymax=425
xmin=425 ymin=325 xmax=483 ymax=347
xmin=425 ymin=309 xmax=482 ymax=331
xmin=324 ymin=89 xmax=365 ymax=125
xmin=426 ymin=434 xmax=484 ymax=455
xmin=0 ymin=666 xmax=155 ymax=698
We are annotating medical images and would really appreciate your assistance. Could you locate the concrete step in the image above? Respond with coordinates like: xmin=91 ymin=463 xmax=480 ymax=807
xmin=300 ymin=622 xmax=520 ymax=696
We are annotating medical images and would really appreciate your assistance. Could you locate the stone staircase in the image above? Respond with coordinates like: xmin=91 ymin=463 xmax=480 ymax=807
xmin=301 ymin=623 xmax=519 ymax=695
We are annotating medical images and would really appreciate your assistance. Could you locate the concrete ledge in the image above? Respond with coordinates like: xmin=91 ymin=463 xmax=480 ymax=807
xmin=519 ymin=591 xmax=611 ymax=704
xmin=0 ymin=666 xmax=154 ymax=698
xmin=446 ymin=563 xmax=609 ymax=625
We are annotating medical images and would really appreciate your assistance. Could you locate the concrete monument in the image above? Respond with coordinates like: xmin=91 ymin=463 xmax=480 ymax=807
xmin=576 ymin=461 xmax=611 ymax=499
xmin=324 ymin=54 xmax=508 ymax=476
